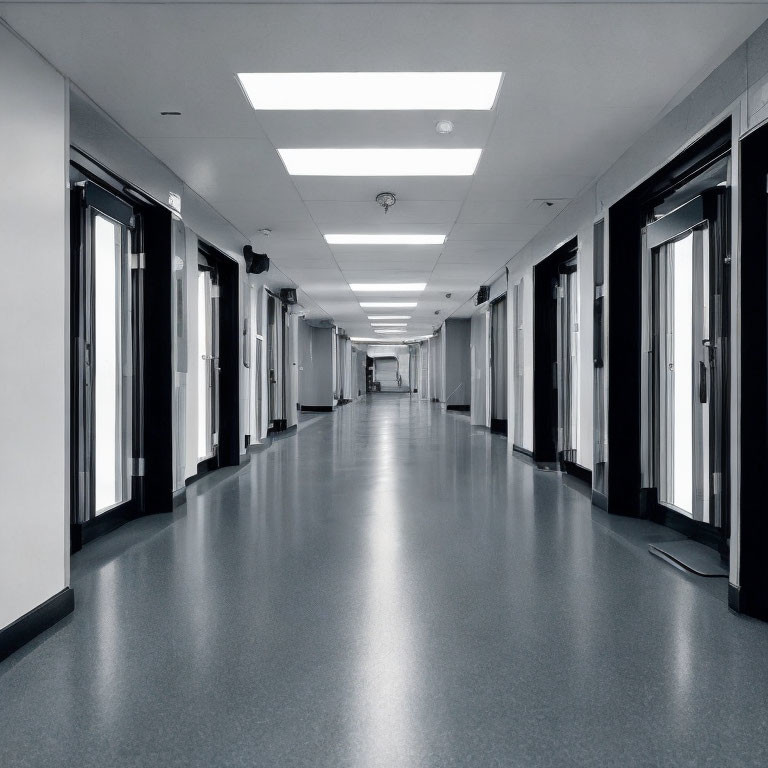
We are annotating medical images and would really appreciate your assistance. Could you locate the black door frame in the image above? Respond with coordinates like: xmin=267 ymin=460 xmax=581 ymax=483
xmin=196 ymin=240 xmax=240 ymax=472
xmin=641 ymin=191 xmax=731 ymax=554
xmin=533 ymin=237 xmax=578 ymax=463
xmin=70 ymin=152 xmax=175 ymax=550
xmin=605 ymin=119 xmax=731 ymax=524
xmin=733 ymin=122 xmax=768 ymax=619
xmin=489 ymin=294 xmax=508 ymax=435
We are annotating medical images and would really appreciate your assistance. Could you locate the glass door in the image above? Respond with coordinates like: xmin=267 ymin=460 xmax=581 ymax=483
xmin=642 ymin=190 xmax=729 ymax=533
xmin=512 ymin=280 xmax=525 ymax=446
xmin=267 ymin=294 xmax=285 ymax=430
xmin=556 ymin=261 xmax=578 ymax=464
xmin=197 ymin=255 xmax=219 ymax=463
xmin=72 ymin=183 xmax=136 ymax=524
xmin=490 ymin=295 xmax=508 ymax=434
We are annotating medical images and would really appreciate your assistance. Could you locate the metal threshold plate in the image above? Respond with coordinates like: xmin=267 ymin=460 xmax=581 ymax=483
xmin=649 ymin=538 xmax=728 ymax=578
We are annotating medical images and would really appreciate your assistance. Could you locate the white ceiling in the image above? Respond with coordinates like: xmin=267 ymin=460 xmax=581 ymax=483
xmin=2 ymin=2 xmax=767 ymax=340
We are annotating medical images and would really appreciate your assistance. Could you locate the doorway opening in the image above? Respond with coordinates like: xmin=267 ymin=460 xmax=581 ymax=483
xmin=266 ymin=292 xmax=288 ymax=433
xmin=71 ymin=181 xmax=137 ymax=548
xmin=640 ymin=170 xmax=730 ymax=551
xmin=607 ymin=118 xmax=731 ymax=548
xmin=533 ymin=238 xmax=579 ymax=467
xmin=195 ymin=242 xmax=240 ymax=474
xmin=489 ymin=294 xmax=508 ymax=435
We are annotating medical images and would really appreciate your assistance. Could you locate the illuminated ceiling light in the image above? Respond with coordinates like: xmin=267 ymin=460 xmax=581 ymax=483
xmin=374 ymin=329 xmax=406 ymax=334
xmin=360 ymin=302 xmax=417 ymax=308
xmin=237 ymin=72 xmax=503 ymax=110
xmin=325 ymin=234 xmax=445 ymax=245
xmin=371 ymin=322 xmax=407 ymax=326
xmin=368 ymin=315 xmax=411 ymax=320
xmin=435 ymin=119 xmax=454 ymax=134
xmin=350 ymin=337 xmax=381 ymax=342
xmin=278 ymin=148 xmax=482 ymax=176
xmin=350 ymin=283 xmax=426 ymax=292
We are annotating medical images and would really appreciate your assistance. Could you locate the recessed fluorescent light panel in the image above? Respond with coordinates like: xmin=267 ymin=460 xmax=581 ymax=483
xmin=360 ymin=302 xmax=417 ymax=308
xmin=368 ymin=315 xmax=411 ymax=320
xmin=237 ymin=72 xmax=503 ymax=111
xmin=371 ymin=322 xmax=407 ymax=326
xmin=326 ymin=234 xmax=445 ymax=245
xmin=374 ymin=329 xmax=406 ymax=334
xmin=350 ymin=283 xmax=426 ymax=292
xmin=278 ymin=148 xmax=482 ymax=176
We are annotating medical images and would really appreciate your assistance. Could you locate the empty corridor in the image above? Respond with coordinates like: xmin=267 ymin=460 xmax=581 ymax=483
xmin=2 ymin=397 xmax=768 ymax=767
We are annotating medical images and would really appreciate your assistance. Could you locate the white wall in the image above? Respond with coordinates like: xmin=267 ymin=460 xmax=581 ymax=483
xmin=0 ymin=24 xmax=69 ymax=630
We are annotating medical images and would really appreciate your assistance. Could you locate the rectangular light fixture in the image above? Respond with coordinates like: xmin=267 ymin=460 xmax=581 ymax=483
xmin=374 ymin=329 xmax=405 ymax=334
xmin=278 ymin=148 xmax=482 ymax=176
xmin=237 ymin=72 xmax=503 ymax=111
xmin=326 ymin=234 xmax=445 ymax=245
xmin=368 ymin=315 xmax=411 ymax=320
xmin=371 ymin=322 xmax=407 ymax=326
xmin=350 ymin=283 xmax=426 ymax=292
xmin=360 ymin=302 xmax=417 ymax=308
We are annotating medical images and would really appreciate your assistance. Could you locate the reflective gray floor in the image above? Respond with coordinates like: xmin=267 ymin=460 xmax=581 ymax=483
xmin=2 ymin=396 xmax=768 ymax=767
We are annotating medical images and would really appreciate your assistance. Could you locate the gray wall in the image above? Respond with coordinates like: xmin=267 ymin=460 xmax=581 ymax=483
xmin=444 ymin=319 xmax=471 ymax=407
xmin=0 ymin=25 xmax=69 ymax=630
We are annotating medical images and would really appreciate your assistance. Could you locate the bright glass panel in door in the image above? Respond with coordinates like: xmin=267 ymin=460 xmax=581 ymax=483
xmin=197 ymin=271 xmax=214 ymax=461
xmin=94 ymin=214 xmax=126 ymax=513
xmin=662 ymin=233 xmax=694 ymax=515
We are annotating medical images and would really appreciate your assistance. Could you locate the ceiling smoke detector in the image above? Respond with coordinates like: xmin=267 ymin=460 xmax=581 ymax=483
xmin=435 ymin=119 xmax=454 ymax=135
xmin=258 ymin=228 xmax=272 ymax=237
xmin=376 ymin=192 xmax=397 ymax=214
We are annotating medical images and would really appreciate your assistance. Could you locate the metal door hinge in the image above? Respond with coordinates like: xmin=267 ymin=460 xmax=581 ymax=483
xmin=132 ymin=458 xmax=145 ymax=477
xmin=131 ymin=252 xmax=146 ymax=270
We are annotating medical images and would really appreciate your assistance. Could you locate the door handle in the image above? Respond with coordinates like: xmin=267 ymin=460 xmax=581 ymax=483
xmin=699 ymin=361 xmax=707 ymax=403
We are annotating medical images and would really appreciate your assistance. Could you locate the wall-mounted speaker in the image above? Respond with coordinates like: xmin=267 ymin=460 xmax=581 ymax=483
xmin=476 ymin=285 xmax=490 ymax=305
xmin=243 ymin=245 xmax=270 ymax=274
xmin=280 ymin=288 xmax=298 ymax=305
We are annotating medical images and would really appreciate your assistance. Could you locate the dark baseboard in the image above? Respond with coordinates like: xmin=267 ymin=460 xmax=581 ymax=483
xmin=267 ymin=419 xmax=288 ymax=435
xmin=238 ymin=452 xmax=251 ymax=466
xmin=71 ymin=500 xmax=143 ymax=553
xmin=187 ymin=455 xmax=220 ymax=485
xmin=0 ymin=587 xmax=75 ymax=663
xmin=562 ymin=460 xmax=592 ymax=486
xmin=592 ymin=490 xmax=608 ymax=511
xmin=446 ymin=404 xmax=470 ymax=411
xmin=490 ymin=418 xmax=508 ymax=435
xmin=512 ymin=444 xmax=534 ymax=458
xmin=270 ymin=424 xmax=298 ymax=441
xmin=729 ymin=582 xmax=768 ymax=621
xmin=172 ymin=488 xmax=187 ymax=509
xmin=300 ymin=405 xmax=334 ymax=412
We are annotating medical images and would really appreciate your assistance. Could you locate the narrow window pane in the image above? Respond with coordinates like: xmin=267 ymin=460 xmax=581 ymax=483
xmin=670 ymin=233 xmax=694 ymax=515
xmin=94 ymin=215 xmax=123 ymax=512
